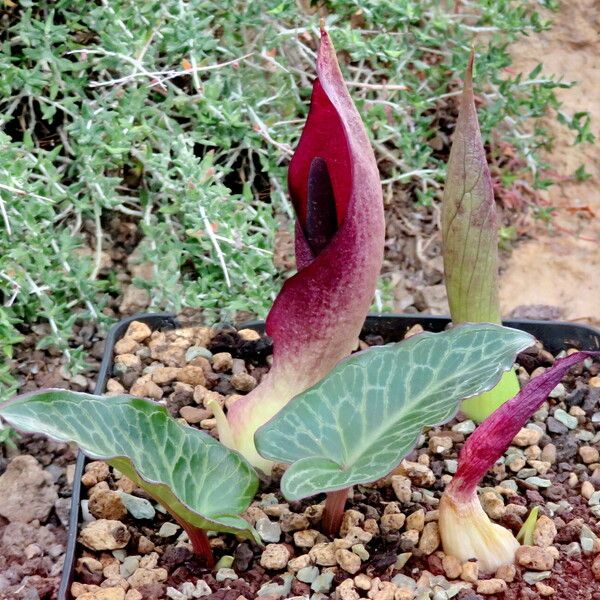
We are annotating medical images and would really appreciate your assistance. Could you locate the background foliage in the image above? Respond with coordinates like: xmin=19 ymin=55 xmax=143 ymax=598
xmin=0 ymin=0 xmax=584 ymax=399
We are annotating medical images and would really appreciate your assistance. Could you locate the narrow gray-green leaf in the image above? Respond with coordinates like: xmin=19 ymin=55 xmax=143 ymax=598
xmin=255 ymin=324 xmax=533 ymax=501
xmin=0 ymin=391 xmax=259 ymax=541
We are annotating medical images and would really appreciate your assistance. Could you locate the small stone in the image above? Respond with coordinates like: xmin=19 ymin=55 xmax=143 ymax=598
xmin=157 ymin=522 xmax=180 ymax=537
xmin=137 ymin=536 xmax=155 ymax=554
xmin=297 ymin=565 xmax=319 ymax=583
xmin=337 ymin=579 xmax=360 ymax=600
xmin=549 ymin=383 xmax=566 ymax=399
xmin=390 ymin=574 xmax=416 ymax=591
xmin=444 ymin=459 xmax=458 ymax=474
xmin=553 ymin=408 xmax=577 ymax=429
xmin=380 ymin=512 xmax=406 ymax=533
xmin=177 ymin=366 xmax=206 ymax=386
xmin=212 ymin=352 xmax=233 ymax=372
xmin=125 ymin=321 xmax=152 ymax=342
xmin=238 ymin=328 xmax=260 ymax=341
xmin=418 ymin=522 xmax=440 ymax=555
xmin=82 ymin=461 xmax=110 ymax=487
xmin=119 ymin=492 xmax=155 ymax=520
xmin=589 ymin=490 xmax=600 ymax=506
xmin=516 ymin=545 xmax=554 ymax=571
xmin=506 ymin=455 xmax=526 ymax=472
xmin=120 ymin=556 xmax=140 ymax=579
xmin=395 ymin=552 xmax=412 ymax=570
xmin=355 ymin=574 xmax=372 ymax=590
xmin=0 ymin=455 xmax=58 ymax=523
xmin=406 ymin=509 xmax=425 ymax=532
xmin=311 ymin=572 xmax=335 ymax=593
xmin=540 ymin=444 xmax=556 ymax=464
xmin=114 ymin=353 xmax=142 ymax=375
xmin=352 ymin=543 xmax=369 ymax=561
xmin=127 ymin=566 xmax=168 ymax=589
xmin=564 ymin=542 xmax=581 ymax=557
xmin=391 ymin=475 xmax=412 ymax=503
xmin=547 ymin=417 xmax=568 ymax=435
xmin=336 ymin=549 xmax=361 ymax=574
xmin=179 ymin=406 xmax=210 ymax=424
xmin=522 ymin=571 xmax=551 ymax=585
xmin=78 ymin=589 xmax=126 ymax=600
xmin=513 ymin=427 xmax=542 ymax=447
xmin=452 ymin=420 xmax=476 ymax=434
xmin=579 ymin=446 xmax=600 ymax=464
xmin=340 ymin=509 xmax=364 ymax=536
xmin=150 ymin=367 xmax=179 ymax=385
xmin=442 ymin=554 xmax=462 ymax=579
xmin=536 ymin=582 xmax=556 ymax=596
xmin=429 ymin=435 xmax=453 ymax=455
xmin=79 ymin=520 xmax=130 ymax=551
xmin=293 ymin=529 xmax=320 ymax=548
xmin=185 ymin=346 xmax=212 ymax=362
xmin=525 ymin=476 xmax=552 ymax=488
xmin=480 ymin=492 xmax=505 ymax=519
xmin=476 ymin=579 xmax=507 ymax=595
xmin=230 ymin=373 xmax=257 ymax=392
xmin=215 ymin=568 xmax=238 ymax=582
xmin=260 ymin=544 xmax=290 ymax=570
xmin=592 ymin=554 xmax=600 ymax=580
xmin=257 ymin=574 xmax=293 ymax=597
xmin=129 ymin=377 xmax=163 ymax=399
xmin=194 ymin=580 xmax=212 ymax=596
xmin=533 ymin=515 xmax=557 ymax=548
xmin=399 ymin=460 xmax=435 ymax=486
xmin=89 ymin=489 xmax=126 ymax=520
xmin=166 ymin=587 xmax=186 ymax=600
xmin=495 ymin=563 xmax=516 ymax=582
xmin=106 ymin=379 xmax=126 ymax=394
xmin=255 ymin=518 xmax=281 ymax=543
xmin=115 ymin=337 xmax=140 ymax=355
xmin=399 ymin=529 xmax=419 ymax=551
xmin=363 ymin=518 xmax=379 ymax=536
xmin=461 ymin=561 xmax=479 ymax=583
xmin=287 ymin=554 xmax=311 ymax=572
xmin=582 ymin=538 xmax=595 ymax=554
xmin=309 ymin=542 xmax=337 ymax=566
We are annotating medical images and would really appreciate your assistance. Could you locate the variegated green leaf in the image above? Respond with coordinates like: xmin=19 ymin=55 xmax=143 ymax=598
xmin=0 ymin=391 xmax=259 ymax=541
xmin=255 ymin=324 xmax=533 ymax=501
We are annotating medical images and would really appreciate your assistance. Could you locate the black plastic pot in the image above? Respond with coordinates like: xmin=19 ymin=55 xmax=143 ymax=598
xmin=58 ymin=313 xmax=600 ymax=599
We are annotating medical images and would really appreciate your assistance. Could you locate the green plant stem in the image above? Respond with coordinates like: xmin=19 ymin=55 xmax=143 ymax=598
xmin=322 ymin=488 xmax=350 ymax=535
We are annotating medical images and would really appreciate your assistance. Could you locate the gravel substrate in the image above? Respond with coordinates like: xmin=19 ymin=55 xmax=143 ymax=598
xmin=62 ymin=322 xmax=600 ymax=599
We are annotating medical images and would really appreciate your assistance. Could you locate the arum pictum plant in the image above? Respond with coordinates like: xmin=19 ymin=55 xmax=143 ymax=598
xmin=213 ymin=27 xmax=385 ymax=472
xmin=255 ymin=324 xmax=534 ymax=534
xmin=439 ymin=350 xmax=600 ymax=572
xmin=0 ymin=391 xmax=260 ymax=567
xmin=441 ymin=51 xmax=520 ymax=422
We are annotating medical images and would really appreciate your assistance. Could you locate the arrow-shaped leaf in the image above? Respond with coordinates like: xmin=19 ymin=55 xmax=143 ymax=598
xmin=0 ymin=391 xmax=259 ymax=542
xmin=255 ymin=324 xmax=533 ymax=501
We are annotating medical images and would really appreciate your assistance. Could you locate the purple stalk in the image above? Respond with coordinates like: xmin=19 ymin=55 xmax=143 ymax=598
xmin=448 ymin=351 xmax=600 ymax=501
xmin=322 ymin=487 xmax=350 ymax=535
xmin=173 ymin=516 xmax=214 ymax=567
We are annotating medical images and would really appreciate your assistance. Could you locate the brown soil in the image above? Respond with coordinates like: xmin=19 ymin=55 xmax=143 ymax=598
xmin=499 ymin=0 xmax=600 ymax=327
